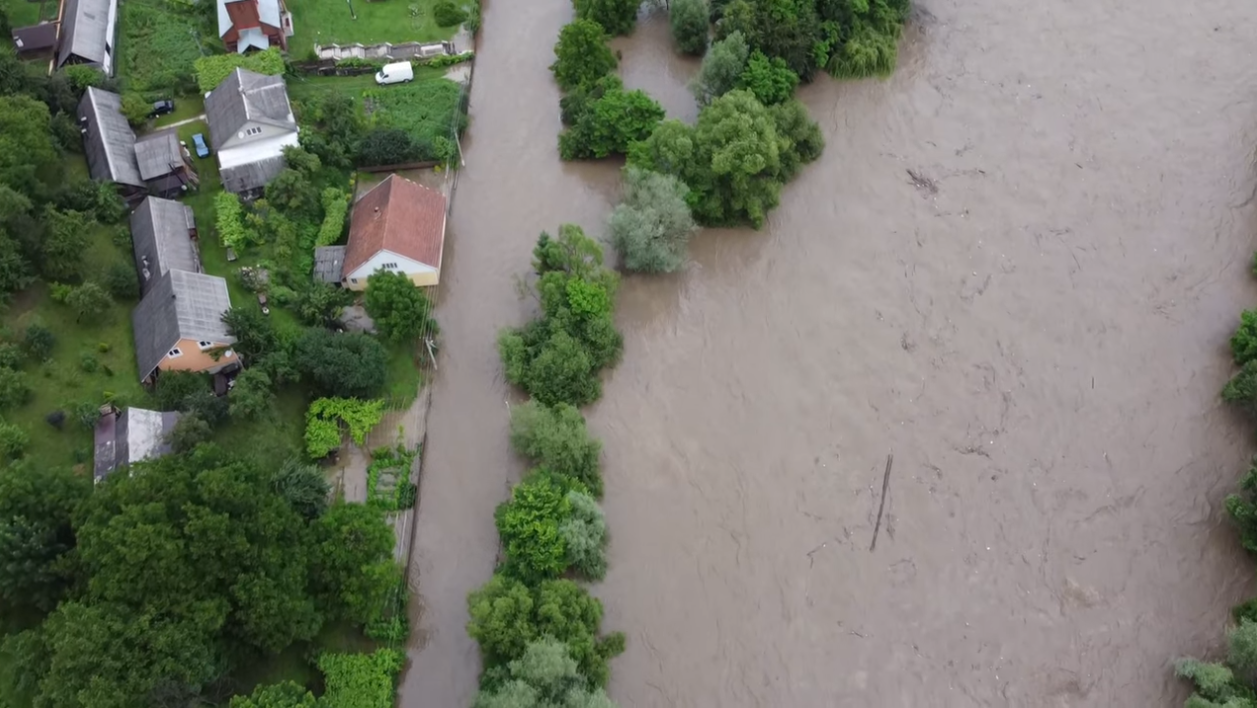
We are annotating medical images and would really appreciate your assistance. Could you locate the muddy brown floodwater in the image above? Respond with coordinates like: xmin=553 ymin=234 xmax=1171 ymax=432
xmin=403 ymin=0 xmax=1257 ymax=705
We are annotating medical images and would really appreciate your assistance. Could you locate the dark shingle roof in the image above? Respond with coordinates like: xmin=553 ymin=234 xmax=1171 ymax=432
xmin=132 ymin=270 xmax=235 ymax=380
xmin=220 ymin=156 xmax=287 ymax=194
xmin=134 ymin=130 xmax=183 ymax=181
xmin=313 ymin=246 xmax=346 ymax=283
xmin=12 ymin=23 xmax=58 ymax=53
xmin=204 ymin=68 xmax=295 ymax=148
xmin=131 ymin=197 xmax=198 ymax=295
xmin=58 ymin=0 xmax=115 ymax=67
xmin=78 ymin=88 xmax=143 ymax=187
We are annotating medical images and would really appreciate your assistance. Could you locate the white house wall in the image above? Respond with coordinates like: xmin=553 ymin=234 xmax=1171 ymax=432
xmin=344 ymin=249 xmax=435 ymax=287
xmin=217 ymin=131 xmax=299 ymax=169
xmin=218 ymin=119 xmax=297 ymax=152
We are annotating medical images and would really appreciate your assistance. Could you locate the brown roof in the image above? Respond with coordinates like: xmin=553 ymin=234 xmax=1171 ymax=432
xmin=343 ymin=174 xmax=446 ymax=278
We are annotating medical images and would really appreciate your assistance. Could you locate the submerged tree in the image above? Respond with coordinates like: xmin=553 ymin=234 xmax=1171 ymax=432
xmin=607 ymin=167 xmax=696 ymax=274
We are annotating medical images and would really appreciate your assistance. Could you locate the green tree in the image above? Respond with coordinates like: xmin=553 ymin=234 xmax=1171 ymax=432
xmin=265 ymin=168 xmax=320 ymax=220
xmin=229 ymin=681 xmax=317 ymax=708
xmin=310 ymin=502 xmax=396 ymax=624
xmin=770 ymin=99 xmax=825 ymax=178
xmin=551 ymin=20 xmax=618 ymax=92
xmin=0 ymin=462 xmax=91 ymax=619
xmin=690 ymin=31 xmax=748 ymax=106
xmin=738 ymin=50 xmax=798 ymax=105
xmin=364 ymin=270 xmax=438 ymax=344
xmin=509 ymin=401 xmax=603 ymax=497
xmin=500 ymin=325 xmax=602 ymax=408
xmin=23 ymin=323 xmax=54 ymax=361
xmin=467 ymin=575 xmax=624 ymax=686
xmin=433 ymin=0 xmax=468 ymax=26
xmin=165 ymin=413 xmax=212 ymax=453
xmin=272 ymin=459 xmax=331 ymax=521
xmin=574 ymin=0 xmax=639 ymax=36
xmin=222 ymin=306 xmax=281 ymax=363
xmin=670 ymin=0 xmax=710 ymax=55
xmin=120 ymin=92 xmax=150 ymax=126
xmin=104 ymin=261 xmax=139 ymax=300
xmin=818 ymin=0 xmax=908 ymax=79
xmin=0 ymin=367 xmax=32 ymax=410
xmin=356 ymin=128 xmax=422 ymax=167
xmin=714 ymin=0 xmax=820 ymax=79
xmin=1224 ymin=361 xmax=1257 ymax=410
xmin=0 ymin=95 xmax=57 ymax=196
xmin=0 ymin=230 xmax=32 ymax=298
xmin=0 ymin=420 xmax=28 ymax=459
xmin=561 ymin=490 xmax=608 ymax=580
xmin=473 ymin=638 xmax=617 ymax=708
xmin=495 ymin=474 xmax=573 ymax=582
xmin=299 ymin=92 xmax=364 ymax=170
xmin=1233 ymin=310 xmax=1257 ymax=365
xmin=292 ymin=283 xmax=352 ymax=328
xmin=1175 ymin=658 xmax=1255 ymax=708
xmin=559 ymin=87 xmax=665 ymax=160
xmin=39 ymin=208 xmax=91 ymax=282
xmin=229 ymin=368 xmax=275 ymax=419
xmin=294 ymin=329 xmax=389 ymax=399
xmin=65 ymin=281 xmax=112 ymax=322
xmin=607 ymin=167 xmax=695 ymax=273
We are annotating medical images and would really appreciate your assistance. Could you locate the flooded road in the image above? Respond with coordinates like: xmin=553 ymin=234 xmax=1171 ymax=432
xmin=404 ymin=0 xmax=1257 ymax=705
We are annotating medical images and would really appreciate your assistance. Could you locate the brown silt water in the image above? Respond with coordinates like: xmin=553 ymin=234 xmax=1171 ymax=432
xmin=401 ymin=0 xmax=1257 ymax=705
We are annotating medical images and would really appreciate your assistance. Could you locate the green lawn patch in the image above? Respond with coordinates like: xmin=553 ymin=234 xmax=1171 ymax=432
xmin=116 ymin=0 xmax=213 ymax=95
xmin=384 ymin=342 xmax=421 ymax=408
xmin=5 ymin=0 xmax=57 ymax=26
xmin=364 ymin=78 xmax=466 ymax=147
xmin=1 ymin=229 xmax=146 ymax=470
xmin=152 ymin=94 xmax=206 ymax=128
xmin=286 ymin=66 xmax=446 ymax=105
xmin=287 ymin=0 xmax=465 ymax=61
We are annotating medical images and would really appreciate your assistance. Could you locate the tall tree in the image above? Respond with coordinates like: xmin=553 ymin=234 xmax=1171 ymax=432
xmin=551 ymin=20 xmax=618 ymax=92
xmin=0 ymin=95 xmax=57 ymax=195
xmin=363 ymin=271 xmax=438 ymax=344
xmin=690 ymin=31 xmax=748 ymax=106
xmin=294 ymin=329 xmax=388 ymax=399
xmin=38 ymin=208 xmax=91 ymax=282
xmin=606 ymin=167 xmax=695 ymax=274
xmin=473 ymin=638 xmax=617 ymax=708
xmin=670 ymin=0 xmax=710 ymax=55
xmin=573 ymin=0 xmax=639 ymax=36
xmin=509 ymin=401 xmax=604 ymax=496
xmin=309 ymin=502 xmax=396 ymax=625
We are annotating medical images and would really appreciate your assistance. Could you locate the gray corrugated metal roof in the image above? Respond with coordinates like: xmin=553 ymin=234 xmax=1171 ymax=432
xmin=204 ymin=68 xmax=295 ymax=148
xmin=132 ymin=270 xmax=235 ymax=380
xmin=131 ymin=197 xmax=198 ymax=295
xmin=220 ymin=155 xmax=287 ymax=194
xmin=94 ymin=408 xmax=180 ymax=480
xmin=313 ymin=246 xmax=346 ymax=283
xmin=58 ymin=0 xmax=115 ymax=67
xmin=78 ymin=88 xmax=143 ymax=187
xmin=134 ymin=130 xmax=182 ymax=181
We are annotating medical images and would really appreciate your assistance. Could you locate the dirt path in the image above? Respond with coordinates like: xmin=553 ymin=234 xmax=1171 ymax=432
xmin=401 ymin=0 xmax=1257 ymax=705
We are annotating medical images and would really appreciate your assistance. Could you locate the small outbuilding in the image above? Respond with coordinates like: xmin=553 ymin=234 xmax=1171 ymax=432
xmin=11 ymin=23 xmax=59 ymax=57
xmin=313 ymin=245 xmax=346 ymax=284
xmin=341 ymin=174 xmax=447 ymax=290
xmin=93 ymin=407 xmax=181 ymax=481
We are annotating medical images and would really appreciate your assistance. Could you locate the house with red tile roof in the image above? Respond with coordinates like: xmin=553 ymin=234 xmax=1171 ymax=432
xmin=337 ymin=174 xmax=448 ymax=290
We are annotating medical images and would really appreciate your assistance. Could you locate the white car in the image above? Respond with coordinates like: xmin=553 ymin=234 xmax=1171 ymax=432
xmin=375 ymin=62 xmax=414 ymax=85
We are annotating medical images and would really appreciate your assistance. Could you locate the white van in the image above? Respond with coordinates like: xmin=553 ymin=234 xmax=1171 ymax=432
xmin=374 ymin=61 xmax=414 ymax=85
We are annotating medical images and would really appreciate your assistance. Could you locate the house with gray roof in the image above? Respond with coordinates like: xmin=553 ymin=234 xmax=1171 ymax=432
xmin=132 ymin=269 xmax=238 ymax=384
xmin=93 ymin=407 xmax=181 ymax=481
xmin=78 ymin=90 xmax=198 ymax=201
xmin=131 ymin=197 xmax=200 ymax=296
xmin=57 ymin=0 xmax=118 ymax=73
xmin=205 ymin=68 xmax=299 ymax=197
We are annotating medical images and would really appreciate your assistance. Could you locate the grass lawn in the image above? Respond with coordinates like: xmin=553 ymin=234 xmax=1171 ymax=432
xmin=115 ymin=0 xmax=214 ymax=95
xmin=364 ymin=78 xmax=465 ymax=146
xmin=153 ymin=93 xmax=207 ymax=128
xmin=286 ymin=66 xmax=447 ymax=104
xmin=5 ymin=0 xmax=57 ymax=26
xmin=286 ymin=0 xmax=465 ymax=61
xmin=2 ymin=230 xmax=146 ymax=470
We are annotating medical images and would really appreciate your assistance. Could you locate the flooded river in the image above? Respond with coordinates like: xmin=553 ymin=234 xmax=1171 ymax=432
xmin=403 ymin=0 xmax=1257 ymax=705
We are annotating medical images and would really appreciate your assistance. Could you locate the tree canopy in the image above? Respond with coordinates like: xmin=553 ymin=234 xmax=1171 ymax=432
xmin=364 ymin=271 xmax=439 ymax=344
xmin=670 ymin=0 xmax=710 ymax=55
xmin=295 ymin=329 xmax=389 ymax=399
xmin=607 ymin=167 xmax=696 ymax=274
xmin=559 ymin=86 xmax=664 ymax=161
xmin=509 ymin=400 xmax=604 ymax=497
xmin=573 ymin=0 xmax=639 ymax=36
xmin=551 ymin=20 xmax=618 ymax=92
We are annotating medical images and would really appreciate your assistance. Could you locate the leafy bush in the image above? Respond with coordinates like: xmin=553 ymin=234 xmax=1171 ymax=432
xmin=558 ymin=86 xmax=664 ymax=160
xmin=1224 ymin=361 xmax=1257 ymax=409
xmin=356 ymin=128 xmax=423 ymax=167
xmin=551 ymin=20 xmax=618 ymax=92
xmin=738 ymin=50 xmax=798 ymax=105
xmin=495 ymin=473 xmax=573 ymax=582
xmin=229 ymin=368 xmax=274 ymax=419
xmin=1234 ymin=310 xmax=1257 ymax=365
xmin=194 ymin=48 xmax=284 ymax=93
xmin=215 ymin=192 xmax=255 ymax=250
xmin=396 ymin=480 xmax=417 ymax=510
xmin=296 ymin=330 xmax=389 ymax=399
xmin=120 ymin=93 xmax=151 ymax=126
xmin=573 ymin=0 xmax=639 ymax=36
xmin=472 ymin=638 xmax=616 ymax=708
xmin=166 ymin=412 xmax=213 ymax=452
xmin=105 ymin=262 xmax=139 ymax=300
xmin=317 ymin=188 xmax=350 ymax=246
xmin=0 ymin=420 xmax=28 ymax=459
xmin=0 ymin=368 xmax=32 ymax=409
xmin=670 ymin=0 xmax=709 ymax=55
xmin=509 ymin=401 xmax=603 ymax=496
xmin=229 ymin=681 xmax=317 ymax=708
xmin=629 ymin=90 xmax=823 ymax=227
xmin=62 ymin=65 xmax=106 ymax=93
xmin=317 ymin=649 xmax=405 ymax=708
xmin=305 ymin=397 xmax=385 ymax=458
xmin=273 ymin=458 xmax=331 ymax=520
xmin=364 ymin=271 xmax=438 ymax=344
xmin=39 ymin=207 xmax=90 ymax=282
xmin=23 ymin=323 xmax=54 ymax=361
xmin=79 ymin=352 xmax=99 ymax=373
xmin=466 ymin=574 xmax=625 ymax=686
xmin=424 ymin=51 xmax=475 ymax=68
xmin=293 ymin=283 xmax=352 ymax=328
xmin=690 ymin=31 xmax=748 ymax=106
xmin=65 ymin=281 xmax=112 ymax=322
xmin=0 ymin=343 xmax=24 ymax=370
xmin=560 ymin=490 xmax=608 ymax=580
xmin=607 ymin=167 xmax=695 ymax=273
xmin=432 ymin=0 xmax=468 ymax=27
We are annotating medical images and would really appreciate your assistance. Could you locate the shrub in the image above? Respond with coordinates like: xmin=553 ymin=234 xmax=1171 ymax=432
xmin=397 ymin=480 xmax=417 ymax=510
xmin=356 ymin=128 xmax=423 ymax=168
xmin=295 ymin=329 xmax=389 ymax=399
xmin=23 ymin=323 xmax=54 ymax=361
xmin=229 ymin=368 xmax=274 ymax=419
xmin=166 ymin=413 xmax=212 ymax=453
xmin=495 ymin=473 xmax=573 ymax=582
xmin=316 ymin=188 xmax=349 ymax=246
xmin=79 ymin=352 xmax=99 ymax=373
xmin=0 ymin=421 xmax=28 ymax=459
xmin=0 ymin=343 xmax=24 ymax=370
xmin=560 ymin=490 xmax=608 ymax=580
xmin=558 ymin=86 xmax=664 ymax=160
xmin=509 ymin=400 xmax=603 ymax=496
xmin=72 ymin=400 xmax=100 ymax=429
xmin=551 ymin=20 xmax=618 ymax=92
xmin=194 ymin=48 xmax=284 ymax=93
xmin=670 ymin=0 xmax=709 ymax=55
xmin=273 ymin=458 xmax=332 ymax=520
xmin=317 ymin=649 xmax=404 ymax=708
xmin=738 ymin=49 xmax=799 ymax=105
xmin=215 ymin=192 xmax=255 ymax=250
xmin=229 ymin=682 xmax=316 ymax=708
xmin=0 ymin=368 xmax=32 ymax=409
xmin=305 ymin=397 xmax=385 ymax=459
xmin=120 ymin=93 xmax=151 ymax=126
xmin=66 ymin=281 xmax=112 ymax=322
xmin=472 ymin=638 xmax=616 ymax=707
xmin=574 ymin=0 xmax=639 ymax=36
xmin=153 ymin=370 xmax=210 ymax=410
xmin=61 ymin=65 xmax=106 ymax=92
xmin=1233 ymin=310 xmax=1257 ymax=365
xmin=105 ymin=262 xmax=139 ymax=300
xmin=1224 ymin=361 xmax=1257 ymax=409
xmin=432 ymin=0 xmax=468 ymax=27
xmin=423 ymin=51 xmax=474 ymax=68
xmin=360 ymin=80 xmax=467 ymax=163
xmin=690 ymin=31 xmax=748 ymax=105
xmin=607 ymin=167 xmax=695 ymax=273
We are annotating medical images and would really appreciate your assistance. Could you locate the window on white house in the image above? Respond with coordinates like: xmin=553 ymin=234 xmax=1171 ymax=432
xmin=197 ymin=341 xmax=214 ymax=350
xmin=350 ymin=278 xmax=358 ymax=284
xmin=245 ymin=126 xmax=263 ymax=136
xmin=381 ymin=262 xmax=398 ymax=269
xmin=168 ymin=347 xmax=183 ymax=358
